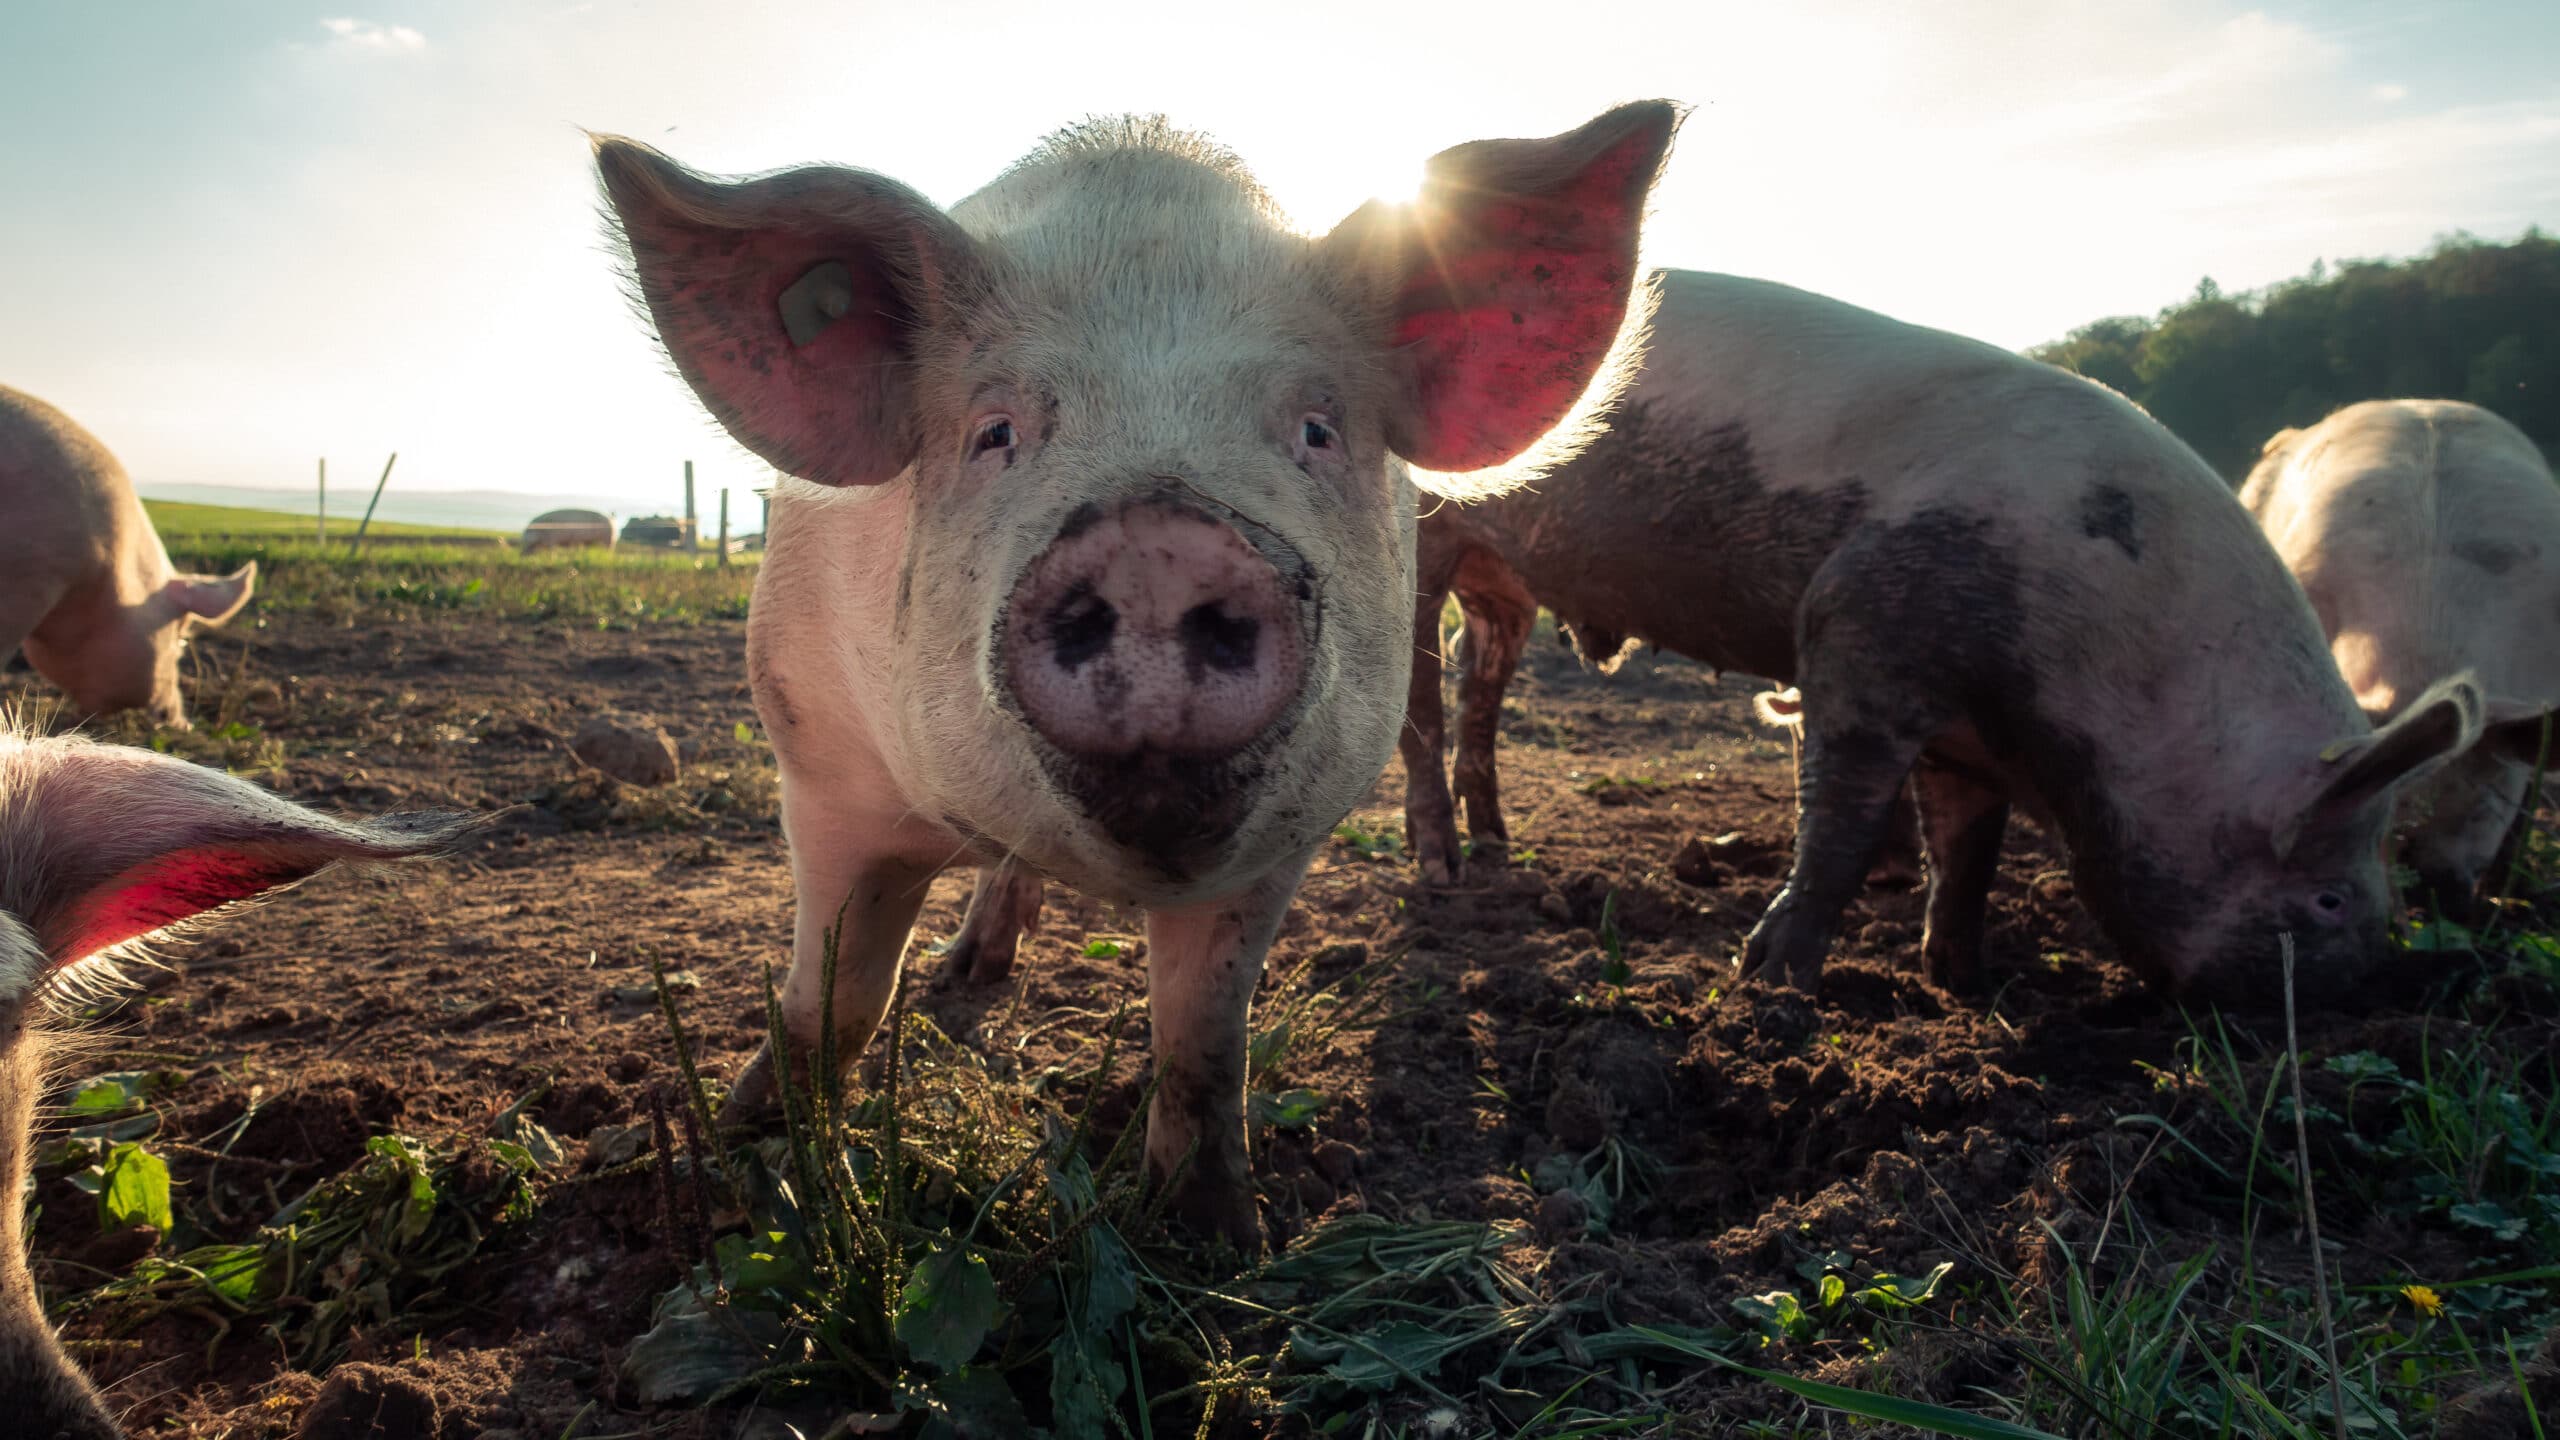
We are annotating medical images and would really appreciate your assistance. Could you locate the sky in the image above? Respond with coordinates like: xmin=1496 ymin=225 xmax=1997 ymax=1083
xmin=2 ymin=1 xmax=2555 ymax=518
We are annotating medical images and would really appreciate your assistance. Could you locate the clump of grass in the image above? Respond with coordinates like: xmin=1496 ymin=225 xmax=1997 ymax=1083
xmin=58 ymin=1089 xmax=560 ymax=1365
xmin=1330 ymin=817 xmax=1405 ymax=862
xmin=625 ymin=934 xmax=1898 ymax=1436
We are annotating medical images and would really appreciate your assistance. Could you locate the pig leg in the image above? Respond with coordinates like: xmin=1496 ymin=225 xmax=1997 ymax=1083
xmin=1910 ymin=760 xmax=2009 ymax=990
xmin=1448 ymin=553 xmax=1537 ymax=872
xmin=1400 ymin=556 xmax=1464 ymax=887
xmin=1739 ymin=717 xmax=1925 ymax=990
xmin=1868 ymin=782 xmax=1928 ymax=890
xmin=935 ymin=862 xmax=1047 ymax=989
xmin=1142 ymin=849 xmax=1312 ymax=1254
xmin=1740 ymin=558 xmax=1952 ymax=991
xmin=725 ymin=798 xmax=940 ymax=1115
xmin=1 ymin=1025 xmax=119 ymax=1440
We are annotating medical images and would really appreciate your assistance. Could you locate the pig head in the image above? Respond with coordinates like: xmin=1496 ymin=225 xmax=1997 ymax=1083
xmin=0 ymin=732 xmax=481 ymax=1438
xmin=595 ymin=104 xmax=1679 ymax=1247
xmin=0 ymin=387 xmax=256 ymax=729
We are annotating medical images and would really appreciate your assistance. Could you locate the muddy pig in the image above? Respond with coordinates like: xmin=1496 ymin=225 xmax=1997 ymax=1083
xmin=594 ymin=104 xmax=1680 ymax=1248
xmin=0 ymin=388 xmax=257 ymax=728
xmin=2241 ymin=399 xmax=2560 ymax=914
xmin=1401 ymin=269 xmax=2478 ymax=1002
xmin=0 ymin=731 xmax=481 ymax=1438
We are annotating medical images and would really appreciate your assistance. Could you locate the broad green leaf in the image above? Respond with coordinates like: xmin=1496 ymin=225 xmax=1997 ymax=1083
xmin=1855 ymin=1260 xmax=1957 ymax=1310
xmin=1732 ymin=1289 xmax=1812 ymax=1343
xmin=1323 ymin=1320 xmax=1473 ymax=1391
xmin=622 ymin=1285 xmax=783 ymax=1404
xmin=897 ymin=1245 xmax=1002 ymax=1373
xmin=365 ymin=1135 xmax=440 ymax=1247
xmin=918 ymin=1365 xmax=1030 ymax=1440
xmin=67 ymin=1070 xmax=179 ymax=1118
xmin=1250 ymin=1087 xmax=1327 ymax=1130
xmin=2449 ymin=1200 xmax=2529 ymax=1241
xmin=1049 ymin=1322 xmax=1129 ymax=1440
xmin=712 ymin=1230 xmax=802 ymax=1296
xmin=1081 ymin=940 xmax=1122 ymax=960
xmin=2325 ymin=1051 xmax=2404 ymax=1087
xmin=98 ymin=1142 xmax=172 ymax=1233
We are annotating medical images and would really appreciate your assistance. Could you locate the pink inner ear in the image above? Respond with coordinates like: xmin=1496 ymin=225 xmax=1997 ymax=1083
xmin=1391 ymin=132 xmax=1657 ymax=473
xmin=48 ymin=845 xmax=323 ymax=969
xmin=660 ymin=231 xmax=913 ymax=487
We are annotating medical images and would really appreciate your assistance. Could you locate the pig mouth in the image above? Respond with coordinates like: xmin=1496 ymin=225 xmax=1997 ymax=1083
xmin=1049 ymin=745 xmax=1276 ymax=880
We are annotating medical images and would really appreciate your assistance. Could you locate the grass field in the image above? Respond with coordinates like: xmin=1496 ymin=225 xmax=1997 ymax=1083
xmin=153 ymin=529 xmax=758 ymax=629
xmin=143 ymin=498 xmax=509 ymax=541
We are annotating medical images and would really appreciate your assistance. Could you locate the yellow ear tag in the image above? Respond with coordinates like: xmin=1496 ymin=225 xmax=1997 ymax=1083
xmin=2317 ymin=739 xmax=2357 ymax=764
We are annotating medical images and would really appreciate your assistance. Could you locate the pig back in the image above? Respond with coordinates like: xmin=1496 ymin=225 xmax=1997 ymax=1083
xmin=2246 ymin=398 xmax=2560 ymax=719
xmin=0 ymin=387 xmax=144 ymax=617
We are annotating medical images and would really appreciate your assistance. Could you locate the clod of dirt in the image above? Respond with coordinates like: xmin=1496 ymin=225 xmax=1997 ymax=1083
xmin=1544 ymin=1072 xmax=1616 ymax=1150
xmin=1310 ymin=1139 xmax=1359 ymax=1185
xmin=1534 ymin=1187 xmax=1589 ymax=1241
xmin=1671 ymin=834 xmax=1725 ymax=887
xmin=571 ymin=712 xmax=680 ymax=787
xmin=295 ymin=1363 xmax=439 ymax=1440
xmin=1536 ymin=891 xmax=1573 ymax=925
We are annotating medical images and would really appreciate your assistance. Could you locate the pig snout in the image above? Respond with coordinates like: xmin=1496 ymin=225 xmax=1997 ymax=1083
xmin=1003 ymin=500 xmax=1306 ymax=761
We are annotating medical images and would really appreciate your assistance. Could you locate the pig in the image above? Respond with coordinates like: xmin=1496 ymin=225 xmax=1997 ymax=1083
xmin=593 ymin=104 xmax=1680 ymax=1249
xmin=0 ymin=730 xmax=480 ymax=1438
xmin=2240 ymin=399 xmax=2560 ymax=913
xmin=0 ymin=388 xmax=257 ymax=729
xmin=1393 ymin=270 xmax=2481 ymax=1003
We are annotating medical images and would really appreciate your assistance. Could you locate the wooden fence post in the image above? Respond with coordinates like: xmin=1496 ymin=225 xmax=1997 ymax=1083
xmin=348 ymin=452 xmax=398 ymax=553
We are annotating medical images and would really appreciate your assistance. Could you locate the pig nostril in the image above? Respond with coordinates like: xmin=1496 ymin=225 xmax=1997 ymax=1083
xmin=1179 ymin=603 xmax=1261 ymax=674
xmin=1047 ymin=583 xmax=1117 ymax=670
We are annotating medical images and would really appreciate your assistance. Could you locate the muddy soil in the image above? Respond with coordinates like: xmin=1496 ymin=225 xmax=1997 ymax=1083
xmin=5 ymin=611 xmax=2530 ymax=1436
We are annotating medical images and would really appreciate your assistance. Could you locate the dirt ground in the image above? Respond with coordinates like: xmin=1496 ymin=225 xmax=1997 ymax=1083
xmin=7 ymin=607 xmax=2540 ymax=1436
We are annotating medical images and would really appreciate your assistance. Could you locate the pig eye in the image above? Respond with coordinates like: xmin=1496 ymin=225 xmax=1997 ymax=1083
xmin=2313 ymin=889 xmax=2347 ymax=919
xmin=972 ymin=417 xmax=1017 ymax=455
xmin=1301 ymin=418 xmax=1338 ymax=451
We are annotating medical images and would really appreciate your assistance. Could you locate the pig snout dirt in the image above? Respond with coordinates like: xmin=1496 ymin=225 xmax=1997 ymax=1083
xmin=1004 ymin=500 xmax=1307 ymax=762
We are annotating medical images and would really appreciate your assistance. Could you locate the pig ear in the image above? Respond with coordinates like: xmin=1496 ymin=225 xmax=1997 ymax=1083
xmin=2277 ymin=674 xmax=2486 ymax=859
xmin=593 ymin=136 xmax=981 ymax=488
xmin=1324 ymin=101 xmax=1684 ymax=488
xmin=2 ymin=737 xmax=486 ymax=983
xmin=167 ymin=562 xmax=255 ymax=627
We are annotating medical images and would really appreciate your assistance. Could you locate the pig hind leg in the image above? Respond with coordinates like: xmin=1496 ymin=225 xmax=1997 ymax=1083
xmin=726 ymin=795 xmax=938 ymax=1116
xmin=1911 ymin=759 xmax=2009 ymax=989
xmin=1401 ymin=544 xmax=1465 ymax=886
xmin=1867 ymin=782 xmax=1928 ymax=890
xmin=1741 ymin=712 xmax=1931 ymax=990
xmin=1448 ymin=552 xmax=1537 ymax=871
xmin=1741 ymin=554 xmax=1957 ymax=991
xmin=935 ymin=862 xmax=1046 ymax=989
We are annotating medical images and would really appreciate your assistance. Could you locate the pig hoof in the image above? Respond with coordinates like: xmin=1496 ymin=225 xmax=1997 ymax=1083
xmin=934 ymin=935 xmax=1017 ymax=989
xmin=718 ymin=1046 xmax=783 ymax=1124
xmin=1172 ymin=1186 xmax=1268 ymax=1261
xmin=1468 ymin=836 xmax=1513 ymax=871
xmin=1736 ymin=935 xmax=1824 ymax=995
xmin=1919 ymin=944 xmax=1982 ymax=993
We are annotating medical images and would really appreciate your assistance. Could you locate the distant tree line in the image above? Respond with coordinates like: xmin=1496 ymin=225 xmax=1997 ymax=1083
xmin=2030 ymin=230 xmax=2560 ymax=477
